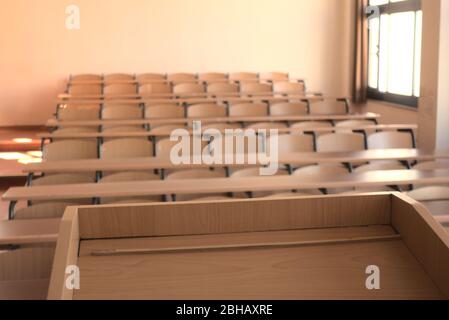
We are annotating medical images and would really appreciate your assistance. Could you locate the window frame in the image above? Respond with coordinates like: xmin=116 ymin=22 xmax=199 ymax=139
xmin=367 ymin=0 xmax=422 ymax=108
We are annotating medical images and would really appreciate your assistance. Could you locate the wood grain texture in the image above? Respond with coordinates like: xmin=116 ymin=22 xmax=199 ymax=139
xmin=0 ymin=245 xmax=55 ymax=281
xmin=0 ymin=279 xmax=49 ymax=300
xmin=38 ymin=124 xmax=417 ymax=140
xmin=74 ymin=238 xmax=443 ymax=300
xmin=47 ymin=207 xmax=80 ymax=300
xmin=47 ymin=113 xmax=380 ymax=128
xmin=76 ymin=194 xmax=391 ymax=240
xmin=5 ymin=170 xmax=449 ymax=202
xmin=48 ymin=194 xmax=449 ymax=299
xmin=79 ymin=225 xmax=397 ymax=256
xmin=0 ymin=219 xmax=60 ymax=246
xmin=23 ymin=149 xmax=449 ymax=174
xmin=391 ymin=193 xmax=449 ymax=298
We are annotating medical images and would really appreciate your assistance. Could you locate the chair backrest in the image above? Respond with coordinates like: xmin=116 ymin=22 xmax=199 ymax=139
xmin=156 ymin=137 xmax=207 ymax=158
xmin=230 ymin=167 xmax=289 ymax=178
xmin=406 ymin=186 xmax=449 ymax=202
xmin=246 ymin=122 xmax=288 ymax=130
xmin=145 ymin=104 xmax=185 ymax=119
xmin=104 ymin=73 xmax=135 ymax=82
xmin=335 ymin=120 xmax=374 ymax=128
xmin=208 ymin=131 xmax=260 ymax=156
xmin=69 ymin=84 xmax=102 ymax=95
xmin=273 ymin=81 xmax=305 ymax=94
xmin=101 ymin=138 xmax=153 ymax=159
xmin=167 ymin=73 xmax=197 ymax=84
xmin=367 ymin=131 xmax=414 ymax=149
xmin=354 ymin=162 xmax=407 ymax=173
xmin=102 ymin=105 xmax=143 ymax=120
xmin=188 ymin=104 xmax=227 ymax=118
xmin=71 ymin=74 xmax=102 ymax=82
xmin=31 ymin=173 xmax=95 ymax=186
xmin=240 ymin=83 xmax=272 ymax=94
xmin=136 ymin=73 xmax=166 ymax=82
xmin=335 ymin=120 xmax=376 ymax=134
xmin=291 ymin=121 xmax=333 ymax=130
xmin=103 ymin=84 xmax=137 ymax=95
xmin=58 ymin=108 xmax=100 ymax=121
xmin=317 ymin=133 xmax=365 ymax=153
xmin=166 ymin=169 xmax=227 ymax=201
xmin=198 ymin=73 xmax=227 ymax=82
xmin=173 ymin=83 xmax=205 ymax=95
xmin=229 ymin=72 xmax=258 ymax=82
xmin=150 ymin=125 xmax=186 ymax=137
xmin=167 ymin=169 xmax=226 ymax=180
xmin=229 ymin=103 xmax=268 ymax=117
xmin=413 ymin=160 xmax=449 ymax=170
xmin=207 ymin=83 xmax=239 ymax=94
xmin=100 ymin=172 xmax=160 ymax=183
xmin=52 ymin=127 xmax=98 ymax=141
xmin=259 ymin=72 xmax=289 ymax=82
xmin=202 ymin=123 xmax=242 ymax=130
xmin=43 ymin=140 xmax=98 ymax=161
xmin=293 ymin=165 xmax=349 ymax=177
xmin=14 ymin=202 xmax=74 ymax=220
xmin=273 ymin=134 xmax=315 ymax=153
xmin=270 ymin=102 xmax=308 ymax=116
xmin=99 ymin=172 xmax=163 ymax=203
xmin=52 ymin=127 xmax=98 ymax=135
xmin=309 ymin=99 xmax=347 ymax=115
xmin=139 ymin=83 xmax=171 ymax=94
xmin=101 ymin=126 xmax=146 ymax=133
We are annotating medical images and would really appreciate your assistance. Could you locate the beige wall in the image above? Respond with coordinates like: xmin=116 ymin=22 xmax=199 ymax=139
xmin=0 ymin=0 xmax=354 ymax=126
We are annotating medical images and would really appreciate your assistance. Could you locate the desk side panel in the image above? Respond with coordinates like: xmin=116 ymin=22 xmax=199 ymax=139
xmin=47 ymin=207 xmax=80 ymax=300
xmin=392 ymin=193 xmax=449 ymax=298
xmin=77 ymin=194 xmax=391 ymax=240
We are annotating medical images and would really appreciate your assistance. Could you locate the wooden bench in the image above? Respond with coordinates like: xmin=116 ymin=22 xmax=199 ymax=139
xmin=38 ymin=124 xmax=417 ymax=141
xmin=22 ymin=149 xmax=449 ymax=175
xmin=55 ymin=94 xmax=339 ymax=105
xmin=5 ymin=169 xmax=449 ymax=204
xmin=47 ymin=112 xmax=381 ymax=128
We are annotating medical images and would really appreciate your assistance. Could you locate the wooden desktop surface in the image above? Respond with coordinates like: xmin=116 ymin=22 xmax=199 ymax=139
xmin=38 ymin=124 xmax=417 ymax=140
xmin=74 ymin=225 xmax=442 ymax=300
xmin=47 ymin=113 xmax=379 ymax=128
xmin=5 ymin=169 xmax=449 ymax=202
xmin=56 ymin=94 xmax=322 ymax=105
xmin=23 ymin=149 xmax=449 ymax=174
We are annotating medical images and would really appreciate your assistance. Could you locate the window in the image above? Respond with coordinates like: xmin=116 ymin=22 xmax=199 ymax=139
xmin=367 ymin=0 xmax=422 ymax=107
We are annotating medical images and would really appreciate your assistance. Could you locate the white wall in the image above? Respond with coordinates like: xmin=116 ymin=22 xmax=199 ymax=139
xmin=0 ymin=0 xmax=354 ymax=126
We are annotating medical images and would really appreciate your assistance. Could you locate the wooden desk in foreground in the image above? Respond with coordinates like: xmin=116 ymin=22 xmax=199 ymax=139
xmin=47 ymin=193 xmax=449 ymax=299
xmin=23 ymin=149 xmax=449 ymax=174
xmin=46 ymin=112 xmax=380 ymax=128
xmin=5 ymin=169 xmax=449 ymax=202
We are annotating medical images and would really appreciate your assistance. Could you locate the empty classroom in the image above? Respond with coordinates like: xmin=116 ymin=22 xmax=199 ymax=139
xmin=0 ymin=0 xmax=449 ymax=303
